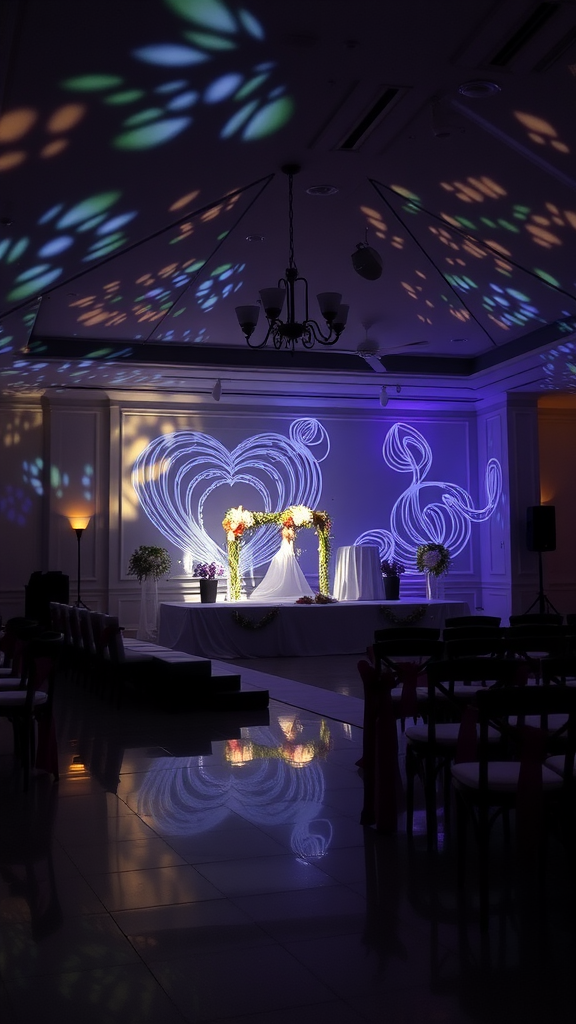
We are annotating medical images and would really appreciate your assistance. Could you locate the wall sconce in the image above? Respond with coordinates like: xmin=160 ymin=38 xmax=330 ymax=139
xmin=68 ymin=515 xmax=91 ymax=607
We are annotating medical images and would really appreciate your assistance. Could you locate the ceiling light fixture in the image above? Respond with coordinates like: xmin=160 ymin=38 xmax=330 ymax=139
xmin=235 ymin=164 xmax=349 ymax=350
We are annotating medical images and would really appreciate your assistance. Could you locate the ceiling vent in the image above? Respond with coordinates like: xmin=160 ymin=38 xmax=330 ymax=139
xmin=532 ymin=23 xmax=576 ymax=70
xmin=339 ymin=86 xmax=403 ymax=150
xmin=487 ymin=2 xmax=561 ymax=67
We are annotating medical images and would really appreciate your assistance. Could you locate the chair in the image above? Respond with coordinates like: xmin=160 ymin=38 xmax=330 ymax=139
xmin=373 ymin=637 xmax=444 ymax=723
xmin=451 ymin=684 xmax=576 ymax=928
xmin=501 ymin=629 xmax=569 ymax=683
xmin=540 ymin=656 xmax=576 ymax=687
xmin=0 ymin=631 xmax=63 ymax=790
xmin=405 ymin=658 xmax=518 ymax=844
xmin=358 ymin=659 xmax=402 ymax=834
xmin=509 ymin=613 xmax=563 ymax=626
xmin=0 ymin=618 xmax=40 ymax=683
xmin=444 ymin=615 xmax=501 ymax=628
xmin=374 ymin=627 xmax=441 ymax=642
xmin=444 ymin=637 xmax=505 ymax=660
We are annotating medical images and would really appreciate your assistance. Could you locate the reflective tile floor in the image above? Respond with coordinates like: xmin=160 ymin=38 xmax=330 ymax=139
xmin=1 ymin=659 xmax=576 ymax=1024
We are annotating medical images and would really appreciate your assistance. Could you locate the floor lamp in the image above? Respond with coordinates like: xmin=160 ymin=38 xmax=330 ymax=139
xmin=68 ymin=515 xmax=91 ymax=608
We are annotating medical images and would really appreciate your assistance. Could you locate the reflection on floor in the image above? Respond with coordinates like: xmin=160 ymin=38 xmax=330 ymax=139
xmin=1 ymin=659 xmax=575 ymax=1024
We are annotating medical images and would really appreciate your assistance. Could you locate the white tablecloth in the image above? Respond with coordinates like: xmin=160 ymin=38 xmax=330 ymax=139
xmin=158 ymin=599 xmax=470 ymax=660
xmin=333 ymin=545 xmax=385 ymax=601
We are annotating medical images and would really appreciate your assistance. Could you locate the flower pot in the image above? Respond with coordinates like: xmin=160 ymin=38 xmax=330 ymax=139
xmin=384 ymin=576 xmax=400 ymax=600
xmin=199 ymin=578 xmax=218 ymax=603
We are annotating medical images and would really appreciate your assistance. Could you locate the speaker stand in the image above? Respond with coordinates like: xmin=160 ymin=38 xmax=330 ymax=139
xmin=524 ymin=551 xmax=560 ymax=616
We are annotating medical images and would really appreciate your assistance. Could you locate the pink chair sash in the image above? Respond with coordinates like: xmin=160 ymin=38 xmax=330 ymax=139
xmin=358 ymin=659 xmax=402 ymax=834
xmin=395 ymin=661 xmax=423 ymax=720
xmin=32 ymin=656 xmax=59 ymax=778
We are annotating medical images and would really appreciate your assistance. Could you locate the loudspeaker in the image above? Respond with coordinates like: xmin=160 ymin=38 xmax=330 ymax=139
xmin=526 ymin=505 xmax=556 ymax=552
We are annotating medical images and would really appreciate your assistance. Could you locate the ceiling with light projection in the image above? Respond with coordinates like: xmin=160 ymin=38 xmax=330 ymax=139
xmin=2 ymin=0 xmax=576 ymax=400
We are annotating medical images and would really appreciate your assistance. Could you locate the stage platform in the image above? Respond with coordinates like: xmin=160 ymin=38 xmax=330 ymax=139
xmin=158 ymin=599 xmax=470 ymax=660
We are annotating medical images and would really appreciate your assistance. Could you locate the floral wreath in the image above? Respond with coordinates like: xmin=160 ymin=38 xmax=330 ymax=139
xmin=415 ymin=543 xmax=451 ymax=578
xmin=222 ymin=504 xmax=331 ymax=601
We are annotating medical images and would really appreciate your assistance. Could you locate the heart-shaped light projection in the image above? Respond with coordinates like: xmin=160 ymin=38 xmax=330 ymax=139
xmin=132 ymin=418 xmax=330 ymax=574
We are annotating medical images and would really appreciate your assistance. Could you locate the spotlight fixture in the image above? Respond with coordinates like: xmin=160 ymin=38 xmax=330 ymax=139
xmin=458 ymin=80 xmax=501 ymax=98
xmin=235 ymin=165 xmax=349 ymax=350
xmin=212 ymin=379 xmax=222 ymax=402
xmin=351 ymin=242 xmax=382 ymax=280
xmin=379 ymin=386 xmax=389 ymax=407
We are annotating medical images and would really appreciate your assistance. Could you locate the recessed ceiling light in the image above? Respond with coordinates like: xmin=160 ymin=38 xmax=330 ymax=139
xmin=306 ymin=184 xmax=339 ymax=196
xmin=245 ymin=234 xmax=265 ymax=242
xmin=451 ymin=337 xmax=468 ymax=343
xmin=458 ymin=80 xmax=501 ymax=98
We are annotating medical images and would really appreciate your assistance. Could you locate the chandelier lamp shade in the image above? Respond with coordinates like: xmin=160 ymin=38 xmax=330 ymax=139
xmin=235 ymin=165 xmax=349 ymax=350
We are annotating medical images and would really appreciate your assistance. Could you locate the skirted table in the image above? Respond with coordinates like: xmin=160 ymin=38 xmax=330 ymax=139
xmin=158 ymin=599 xmax=470 ymax=660
xmin=333 ymin=545 xmax=384 ymax=602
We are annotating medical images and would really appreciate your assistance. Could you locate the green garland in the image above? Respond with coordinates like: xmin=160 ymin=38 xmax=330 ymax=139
xmin=232 ymin=608 xmax=280 ymax=630
xmin=415 ymin=543 xmax=451 ymax=577
xmin=380 ymin=604 xmax=427 ymax=625
xmin=127 ymin=545 xmax=171 ymax=582
xmin=223 ymin=506 xmax=331 ymax=601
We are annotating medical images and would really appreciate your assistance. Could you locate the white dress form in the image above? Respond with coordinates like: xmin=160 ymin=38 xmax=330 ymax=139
xmin=249 ymin=537 xmax=314 ymax=602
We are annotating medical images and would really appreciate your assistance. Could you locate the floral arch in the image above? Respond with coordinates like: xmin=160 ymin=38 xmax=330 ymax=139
xmin=222 ymin=505 xmax=331 ymax=601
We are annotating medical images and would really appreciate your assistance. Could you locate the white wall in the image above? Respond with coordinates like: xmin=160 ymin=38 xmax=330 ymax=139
xmin=0 ymin=387 xmax=535 ymax=627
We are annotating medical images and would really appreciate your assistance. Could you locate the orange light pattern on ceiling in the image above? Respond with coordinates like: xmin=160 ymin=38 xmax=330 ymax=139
xmin=400 ymin=271 xmax=469 ymax=326
xmin=69 ymin=251 xmax=206 ymax=327
xmin=514 ymin=112 xmax=570 ymax=154
xmin=0 ymin=104 xmax=87 ymax=171
xmin=432 ymin=220 xmax=514 ymax=273
xmin=524 ymin=203 xmax=576 ymax=249
xmin=65 ymin=185 xmax=244 ymax=330
xmin=438 ymin=177 xmax=576 ymax=253
xmin=359 ymin=206 xmax=404 ymax=249
xmin=169 ymin=190 xmax=200 ymax=212
xmin=439 ymin=176 xmax=507 ymax=204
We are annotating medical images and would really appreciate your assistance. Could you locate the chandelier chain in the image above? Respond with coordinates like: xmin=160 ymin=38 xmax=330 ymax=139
xmin=287 ymin=172 xmax=295 ymax=270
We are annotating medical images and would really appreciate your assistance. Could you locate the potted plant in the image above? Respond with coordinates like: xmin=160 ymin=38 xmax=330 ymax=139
xmin=381 ymin=558 xmax=405 ymax=601
xmin=193 ymin=561 xmax=225 ymax=604
xmin=128 ymin=546 xmax=171 ymax=640
xmin=415 ymin=543 xmax=450 ymax=600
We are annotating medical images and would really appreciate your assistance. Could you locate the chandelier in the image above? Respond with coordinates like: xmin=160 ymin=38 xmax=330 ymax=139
xmin=235 ymin=164 xmax=349 ymax=350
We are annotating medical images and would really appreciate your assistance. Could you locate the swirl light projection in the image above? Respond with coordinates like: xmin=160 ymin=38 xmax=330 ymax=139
xmin=355 ymin=422 xmax=502 ymax=572
xmin=132 ymin=417 xmax=330 ymax=574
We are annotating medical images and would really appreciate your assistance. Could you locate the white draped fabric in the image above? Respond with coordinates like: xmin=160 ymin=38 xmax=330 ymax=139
xmin=249 ymin=538 xmax=314 ymax=603
xmin=333 ymin=545 xmax=385 ymax=601
xmin=158 ymin=599 xmax=470 ymax=660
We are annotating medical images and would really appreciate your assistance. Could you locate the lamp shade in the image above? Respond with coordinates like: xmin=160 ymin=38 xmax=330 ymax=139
xmin=235 ymin=304 xmax=260 ymax=329
xmin=259 ymin=288 xmax=285 ymax=319
xmin=333 ymin=303 xmax=349 ymax=331
xmin=68 ymin=514 xmax=91 ymax=531
xmin=317 ymin=292 xmax=342 ymax=320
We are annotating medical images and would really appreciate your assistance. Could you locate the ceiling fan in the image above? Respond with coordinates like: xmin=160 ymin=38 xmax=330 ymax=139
xmin=348 ymin=325 xmax=430 ymax=372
